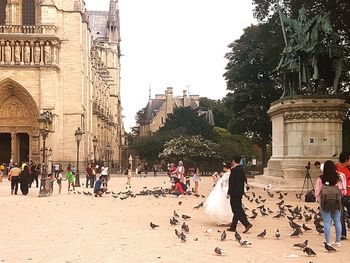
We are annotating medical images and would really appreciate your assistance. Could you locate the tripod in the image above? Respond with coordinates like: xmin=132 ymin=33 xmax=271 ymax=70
xmin=299 ymin=162 xmax=314 ymax=200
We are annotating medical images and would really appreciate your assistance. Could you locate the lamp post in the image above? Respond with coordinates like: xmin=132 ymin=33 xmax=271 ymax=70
xmin=106 ymin=142 xmax=111 ymax=169
xmin=38 ymin=111 xmax=53 ymax=197
xmin=92 ymin=136 xmax=98 ymax=164
xmin=74 ymin=127 xmax=83 ymax=187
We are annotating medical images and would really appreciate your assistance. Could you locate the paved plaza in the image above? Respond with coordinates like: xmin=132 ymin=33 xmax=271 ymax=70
xmin=0 ymin=175 xmax=349 ymax=263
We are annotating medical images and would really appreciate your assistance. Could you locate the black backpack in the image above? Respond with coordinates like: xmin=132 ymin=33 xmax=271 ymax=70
xmin=320 ymin=184 xmax=342 ymax=211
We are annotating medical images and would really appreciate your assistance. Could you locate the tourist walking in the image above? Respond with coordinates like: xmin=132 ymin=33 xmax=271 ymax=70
xmin=8 ymin=163 xmax=21 ymax=195
xmin=85 ymin=163 xmax=94 ymax=188
xmin=100 ymin=164 xmax=109 ymax=186
xmin=126 ymin=163 xmax=132 ymax=186
xmin=175 ymin=161 xmax=185 ymax=183
xmin=66 ymin=166 xmax=75 ymax=192
xmin=193 ymin=168 xmax=201 ymax=193
xmin=227 ymin=155 xmax=252 ymax=233
xmin=144 ymin=162 xmax=149 ymax=177
xmin=336 ymin=151 xmax=350 ymax=240
xmin=205 ymin=162 xmax=232 ymax=225
xmin=19 ymin=165 xmax=30 ymax=195
xmin=153 ymin=164 xmax=157 ymax=177
xmin=56 ymin=169 xmax=63 ymax=194
xmin=315 ymin=160 xmax=343 ymax=247
xmin=30 ymin=161 xmax=39 ymax=188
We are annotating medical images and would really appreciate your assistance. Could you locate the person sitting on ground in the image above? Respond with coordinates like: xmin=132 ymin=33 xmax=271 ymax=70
xmin=94 ymin=176 xmax=107 ymax=197
xmin=171 ymin=178 xmax=186 ymax=197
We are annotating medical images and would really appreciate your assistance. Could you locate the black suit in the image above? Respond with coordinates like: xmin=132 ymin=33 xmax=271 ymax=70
xmin=227 ymin=165 xmax=250 ymax=230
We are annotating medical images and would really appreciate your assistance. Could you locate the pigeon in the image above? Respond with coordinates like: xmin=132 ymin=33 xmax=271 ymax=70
xmin=294 ymin=240 xmax=308 ymax=249
xmin=220 ymin=230 xmax=227 ymax=241
xmin=180 ymin=232 xmax=187 ymax=242
xmin=290 ymin=228 xmax=302 ymax=237
xmin=239 ymin=240 xmax=252 ymax=247
xmin=315 ymin=226 xmax=324 ymax=234
xmin=214 ymin=247 xmax=225 ymax=255
xmin=178 ymin=201 xmax=182 ymax=205
xmin=172 ymin=217 xmax=179 ymax=224
xmin=235 ymin=231 xmax=242 ymax=242
xmin=249 ymin=214 xmax=257 ymax=220
xmin=324 ymin=242 xmax=336 ymax=252
xmin=276 ymin=200 xmax=284 ymax=206
xmin=182 ymin=214 xmax=191 ymax=220
xmin=150 ymin=222 xmax=159 ymax=229
xmin=194 ymin=237 xmax=198 ymax=241
xmin=303 ymin=247 xmax=317 ymax=256
xmin=302 ymin=224 xmax=312 ymax=232
xmin=273 ymin=213 xmax=283 ymax=219
xmin=257 ymin=229 xmax=266 ymax=238
xmin=170 ymin=218 xmax=177 ymax=225
xmin=275 ymin=229 xmax=281 ymax=239
xmin=173 ymin=210 xmax=179 ymax=217
xmin=193 ymin=201 xmax=204 ymax=209
xmin=175 ymin=229 xmax=181 ymax=238
xmin=181 ymin=222 xmax=189 ymax=233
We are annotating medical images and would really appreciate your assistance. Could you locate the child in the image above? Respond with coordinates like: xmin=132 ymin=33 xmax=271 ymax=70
xmin=66 ymin=166 xmax=75 ymax=192
xmin=56 ymin=169 xmax=63 ymax=194
xmin=185 ymin=172 xmax=191 ymax=189
xmin=193 ymin=168 xmax=201 ymax=193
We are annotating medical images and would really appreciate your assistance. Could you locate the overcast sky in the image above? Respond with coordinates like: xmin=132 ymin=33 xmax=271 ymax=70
xmin=84 ymin=0 xmax=256 ymax=131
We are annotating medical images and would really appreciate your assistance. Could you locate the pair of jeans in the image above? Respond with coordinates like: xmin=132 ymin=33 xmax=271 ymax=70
xmin=229 ymin=195 xmax=250 ymax=230
xmin=341 ymin=196 xmax=350 ymax=237
xmin=11 ymin=176 xmax=19 ymax=194
xmin=320 ymin=207 xmax=341 ymax=243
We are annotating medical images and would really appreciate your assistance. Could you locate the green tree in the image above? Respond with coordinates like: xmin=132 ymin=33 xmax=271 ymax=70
xmin=223 ymin=22 xmax=282 ymax=167
xmin=159 ymin=107 xmax=214 ymax=140
xmin=199 ymin=98 xmax=230 ymax=129
xmin=159 ymin=135 xmax=220 ymax=170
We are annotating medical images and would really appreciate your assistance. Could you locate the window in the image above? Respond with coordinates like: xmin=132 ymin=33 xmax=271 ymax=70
xmin=0 ymin=0 xmax=6 ymax=25
xmin=22 ymin=0 xmax=35 ymax=26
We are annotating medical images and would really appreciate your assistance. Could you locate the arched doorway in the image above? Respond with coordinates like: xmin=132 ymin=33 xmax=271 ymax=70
xmin=0 ymin=78 xmax=39 ymax=164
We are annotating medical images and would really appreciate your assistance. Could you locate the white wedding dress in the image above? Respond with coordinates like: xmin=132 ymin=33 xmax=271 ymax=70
xmin=204 ymin=171 xmax=232 ymax=225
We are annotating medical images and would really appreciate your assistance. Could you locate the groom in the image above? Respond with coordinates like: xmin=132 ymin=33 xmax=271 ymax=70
xmin=227 ymin=155 xmax=253 ymax=233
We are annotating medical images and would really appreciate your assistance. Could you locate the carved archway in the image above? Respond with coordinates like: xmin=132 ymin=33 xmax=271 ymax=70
xmin=0 ymin=78 xmax=39 ymax=163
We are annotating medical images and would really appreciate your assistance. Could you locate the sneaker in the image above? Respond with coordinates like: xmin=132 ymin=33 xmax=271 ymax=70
xmin=333 ymin=242 xmax=341 ymax=248
xmin=341 ymin=236 xmax=347 ymax=241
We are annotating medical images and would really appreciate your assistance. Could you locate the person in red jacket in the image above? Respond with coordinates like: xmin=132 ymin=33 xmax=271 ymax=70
xmin=336 ymin=151 xmax=350 ymax=240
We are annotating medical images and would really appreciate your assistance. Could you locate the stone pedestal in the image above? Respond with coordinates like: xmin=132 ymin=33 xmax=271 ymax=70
xmin=255 ymin=96 xmax=349 ymax=190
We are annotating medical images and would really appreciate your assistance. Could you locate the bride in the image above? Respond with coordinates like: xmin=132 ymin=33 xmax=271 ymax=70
xmin=204 ymin=162 xmax=232 ymax=225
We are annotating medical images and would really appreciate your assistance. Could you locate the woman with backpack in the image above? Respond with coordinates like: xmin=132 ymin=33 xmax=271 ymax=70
xmin=315 ymin=160 xmax=346 ymax=248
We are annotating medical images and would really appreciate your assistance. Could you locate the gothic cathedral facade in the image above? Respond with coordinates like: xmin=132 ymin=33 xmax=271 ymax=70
xmin=0 ymin=0 xmax=124 ymax=170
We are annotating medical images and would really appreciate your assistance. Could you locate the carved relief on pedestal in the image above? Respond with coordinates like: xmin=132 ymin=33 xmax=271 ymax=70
xmin=33 ymin=42 xmax=41 ymax=64
xmin=23 ymin=42 xmax=30 ymax=64
xmin=4 ymin=41 xmax=11 ymax=63
xmin=44 ymin=41 xmax=52 ymax=64
xmin=14 ymin=42 xmax=21 ymax=64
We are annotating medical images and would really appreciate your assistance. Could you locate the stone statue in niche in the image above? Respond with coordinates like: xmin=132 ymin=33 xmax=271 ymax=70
xmin=44 ymin=42 xmax=52 ymax=64
xmin=34 ymin=42 xmax=40 ymax=64
xmin=4 ymin=42 xmax=11 ymax=63
xmin=24 ymin=42 xmax=30 ymax=64
xmin=14 ymin=42 xmax=21 ymax=63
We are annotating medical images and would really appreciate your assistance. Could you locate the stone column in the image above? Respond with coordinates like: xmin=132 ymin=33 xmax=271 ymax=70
xmin=40 ymin=41 xmax=44 ymax=65
xmin=10 ymin=132 xmax=16 ymax=163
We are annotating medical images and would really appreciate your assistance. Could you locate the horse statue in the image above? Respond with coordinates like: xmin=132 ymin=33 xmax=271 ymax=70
xmin=276 ymin=6 xmax=346 ymax=97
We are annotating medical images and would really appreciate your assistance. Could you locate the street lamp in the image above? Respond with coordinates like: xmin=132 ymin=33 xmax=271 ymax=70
xmin=74 ymin=127 xmax=83 ymax=187
xmin=106 ymin=142 xmax=111 ymax=168
xmin=38 ymin=111 xmax=53 ymax=197
xmin=92 ymin=136 xmax=98 ymax=164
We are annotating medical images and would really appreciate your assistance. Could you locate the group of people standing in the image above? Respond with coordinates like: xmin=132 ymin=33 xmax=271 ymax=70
xmin=5 ymin=161 xmax=40 ymax=196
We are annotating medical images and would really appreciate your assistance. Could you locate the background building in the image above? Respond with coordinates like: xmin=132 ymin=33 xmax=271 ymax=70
xmin=0 ymin=0 xmax=124 ymax=170
xmin=139 ymin=87 xmax=202 ymax=136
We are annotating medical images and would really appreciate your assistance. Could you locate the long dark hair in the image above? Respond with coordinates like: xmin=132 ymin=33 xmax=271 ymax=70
xmin=321 ymin=160 xmax=339 ymax=186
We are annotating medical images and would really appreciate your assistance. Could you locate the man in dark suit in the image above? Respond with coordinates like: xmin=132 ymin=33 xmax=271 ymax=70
xmin=227 ymin=155 xmax=252 ymax=233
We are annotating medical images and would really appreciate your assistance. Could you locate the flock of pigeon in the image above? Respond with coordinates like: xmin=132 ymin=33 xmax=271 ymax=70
xmin=146 ymin=185 xmax=349 ymax=259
